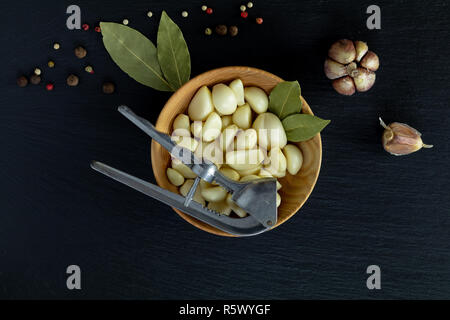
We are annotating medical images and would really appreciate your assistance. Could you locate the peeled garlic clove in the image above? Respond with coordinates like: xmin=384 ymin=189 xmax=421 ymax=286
xmin=191 ymin=121 xmax=203 ymax=139
xmin=202 ymin=112 xmax=222 ymax=142
xmin=202 ymin=140 xmax=223 ymax=166
xmin=354 ymin=41 xmax=369 ymax=62
xmin=276 ymin=192 xmax=281 ymax=208
xmin=265 ymin=147 xmax=287 ymax=178
xmin=235 ymin=128 xmax=257 ymax=150
xmin=240 ymin=175 xmax=260 ymax=182
xmin=219 ymin=167 xmax=240 ymax=181
xmin=380 ymin=118 xmax=433 ymax=156
xmin=173 ymin=114 xmax=190 ymax=132
xmin=232 ymin=103 xmax=252 ymax=129
xmin=353 ymin=68 xmax=376 ymax=92
xmin=220 ymin=124 xmax=239 ymax=151
xmin=324 ymin=58 xmax=347 ymax=80
xmin=229 ymin=79 xmax=245 ymax=106
xmin=282 ymin=144 xmax=303 ymax=175
xmin=332 ymin=76 xmax=356 ymax=96
xmin=172 ymin=158 xmax=197 ymax=179
xmin=167 ymin=168 xmax=185 ymax=186
xmin=226 ymin=193 xmax=247 ymax=218
xmin=252 ymin=113 xmax=287 ymax=150
xmin=180 ymin=179 xmax=206 ymax=206
xmin=221 ymin=115 xmax=233 ymax=128
xmin=360 ymin=51 xmax=380 ymax=72
xmin=226 ymin=149 xmax=265 ymax=171
xmin=201 ymin=186 xmax=228 ymax=202
xmin=188 ymin=86 xmax=214 ymax=121
xmin=244 ymin=87 xmax=269 ymax=114
xmin=212 ymin=84 xmax=237 ymax=115
xmin=173 ymin=136 xmax=198 ymax=152
xmin=236 ymin=164 xmax=262 ymax=176
xmin=328 ymin=39 xmax=356 ymax=65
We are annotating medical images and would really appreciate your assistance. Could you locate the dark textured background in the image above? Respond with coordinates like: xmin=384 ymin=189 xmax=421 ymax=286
xmin=1 ymin=0 xmax=449 ymax=299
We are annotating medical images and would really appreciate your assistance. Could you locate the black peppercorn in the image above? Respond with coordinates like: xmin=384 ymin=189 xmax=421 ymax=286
xmin=102 ymin=82 xmax=115 ymax=94
xmin=215 ymin=25 xmax=228 ymax=36
xmin=67 ymin=74 xmax=79 ymax=87
xmin=229 ymin=26 xmax=238 ymax=37
xmin=30 ymin=74 xmax=41 ymax=85
xmin=17 ymin=75 xmax=28 ymax=87
xmin=74 ymin=46 xmax=87 ymax=59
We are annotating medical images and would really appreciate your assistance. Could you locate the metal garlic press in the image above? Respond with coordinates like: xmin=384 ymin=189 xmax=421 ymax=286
xmin=91 ymin=106 xmax=278 ymax=236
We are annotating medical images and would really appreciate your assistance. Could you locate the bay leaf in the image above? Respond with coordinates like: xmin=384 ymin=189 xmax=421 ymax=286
xmin=269 ymin=81 xmax=302 ymax=120
xmin=282 ymin=114 xmax=330 ymax=142
xmin=100 ymin=22 xmax=174 ymax=91
xmin=157 ymin=11 xmax=191 ymax=90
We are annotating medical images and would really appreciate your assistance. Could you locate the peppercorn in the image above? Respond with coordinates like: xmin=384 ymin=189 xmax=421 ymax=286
xmin=30 ymin=74 xmax=41 ymax=85
xmin=46 ymin=83 xmax=54 ymax=91
xmin=204 ymin=28 xmax=212 ymax=36
xmin=102 ymin=82 xmax=115 ymax=94
xmin=240 ymin=5 xmax=246 ymax=11
xmin=241 ymin=11 xmax=248 ymax=18
xmin=48 ymin=60 xmax=55 ymax=68
xmin=17 ymin=75 xmax=28 ymax=87
xmin=85 ymin=65 xmax=94 ymax=74
xmin=201 ymin=5 xmax=207 ymax=11
xmin=215 ymin=25 xmax=228 ymax=36
xmin=34 ymin=68 xmax=41 ymax=76
xmin=147 ymin=11 xmax=153 ymax=18
xmin=206 ymin=8 xmax=213 ymax=14
xmin=95 ymin=26 xmax=101 ymax=33
xmin=53 ymin=42 xmax=60 ymax=50
xmin=247 ymin=2 xmax=254 ymax=8
xmin=74 ymin=46 xmax=87 ymax=59
xmin=181 ymin=11 xmax=188 ymax=18
xmin=256 ymin=17 xmax=263 ymax=24
xmin=229 ymin=25 xmax=239 ymax=37
xmin=123 ymin=19 xmax=129 ymax=25
xmin=82 ymin=24 xmax=89 ymax=31
xmin=67 ymin=74 xmax=79 ymax=87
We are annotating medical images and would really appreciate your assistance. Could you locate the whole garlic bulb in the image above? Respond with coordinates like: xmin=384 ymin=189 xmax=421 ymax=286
xmin=324 ymin=39 xmax=379 ymax=95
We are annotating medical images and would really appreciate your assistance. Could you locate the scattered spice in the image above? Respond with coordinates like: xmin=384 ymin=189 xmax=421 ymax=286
xmin=82 ymin=23 xmax=90 ymax=31
xmin=17 ymin=75 xmax=28 ymax=87
xmin=247 ymin=2 xmax=254 ymax=8
xmin=181 ymin=11 xmax=188 ymax=18
xmin=240 ymin=11 xmax=248 ymax=18
xmin=123 ymin=19 xmax=129 ymax=25
xmin=30 ymin=74 xmax=41 ymax=85
xmin=201 ymin=5 xmax=207 ymax=11
xmin=215 ymin=25 xmax=228 ymax=36
xmin=95 ymin=26 xmax=101 ymax=33
xmin=67 ymin=74 xmax=79 ymax=87
xmin=85 ymin=65 xmax=94 ymax=74
xmin=204 ymin=27 xmax=212 ymax=35
xmin=256 ymin=17 xmax=263 ymax=24
xmin=147 ymin=11 xmax=153 ymax=18
xmin=34 ymin=68 xmax=41 ymax=76
xmin=206 ymin=8 xmax=213 ymax=14
xmin=53 ymin=43 xmax=60 ymax=50
xmin=46 ymin=83 xmax=54 ymax=91
xmin=229 ymin=25 xmax=239 ymax=37
xmin=48 ymin=60 xmax=55 ymax=68
xmin=74 ymin=46 xmax=87 ymax=59
xmin=102 ymin=82 xmax=115 ymax=94
xmin=240 ymin=5 xmax=247 ymax=11
xmin=379 ymin=118 xmax=433 ymax=156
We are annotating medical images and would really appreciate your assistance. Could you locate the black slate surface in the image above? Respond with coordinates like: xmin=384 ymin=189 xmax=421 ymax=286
xmin=1 ymin=0 xmax=449 ymax=299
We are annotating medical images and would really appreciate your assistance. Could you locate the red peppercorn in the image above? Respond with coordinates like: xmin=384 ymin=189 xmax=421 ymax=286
xmin=206 ymin=8 xmax=213 ymax=15
xmin=95 ymin=26 xmax=101 ymax=33
xmin=82 ymin=23 xmax=90 ymax=31
xmin=240 ymin=11 xmax=248 ymax=18
xmin=46 ymin=83 xmax=54 ymax=91
xmin=256 ymin=17 xmax=263 ymax=24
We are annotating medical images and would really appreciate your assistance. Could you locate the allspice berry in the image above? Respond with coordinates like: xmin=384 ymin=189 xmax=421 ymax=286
xmin=74 ymin=46 xmax=87 ymax=59
xmin=17 ymin=75 xmax=28 ymax=87
xmin=215 ymin=25 xmax=228 ymax=36
xmin=30 ymin=74 xmax=41 ymax=85
xmin=102 ymin=82 xmax=115 ymax=94
xmin=229 ymin=25 xmax=238 ymax=37
xmin=67 ymin=74 xmax=79 ymax=87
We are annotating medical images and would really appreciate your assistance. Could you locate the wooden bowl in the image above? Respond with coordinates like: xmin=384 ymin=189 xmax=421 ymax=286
xmin=151 ymin=66 xmax=322 ymax=237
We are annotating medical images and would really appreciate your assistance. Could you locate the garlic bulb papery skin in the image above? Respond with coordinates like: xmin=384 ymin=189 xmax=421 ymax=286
xmin=379 ymin=117 xmax=433 ymax=156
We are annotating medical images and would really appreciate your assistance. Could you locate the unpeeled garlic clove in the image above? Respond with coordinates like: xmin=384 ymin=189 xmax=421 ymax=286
xmin=353 ymin=68 xmax=376 ymax=92
xmin=324 ymin=58 xmax=348 ymax=80
xmin=354 ymin=41 xmax=369 ymax=62
xmin=360 ymin=51 xmax=380 ymax=71
xmin=328 ymin=39 xmax=356 ymax=64
xmin=332 ymin=76 xmax=355 ymax=96
xmin=380 ymin=118 xmax=433 ymax=156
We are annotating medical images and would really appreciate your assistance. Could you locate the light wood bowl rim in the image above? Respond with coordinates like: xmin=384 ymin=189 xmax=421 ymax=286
xmin=151 ymin=66 xmax=322 ymax=237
